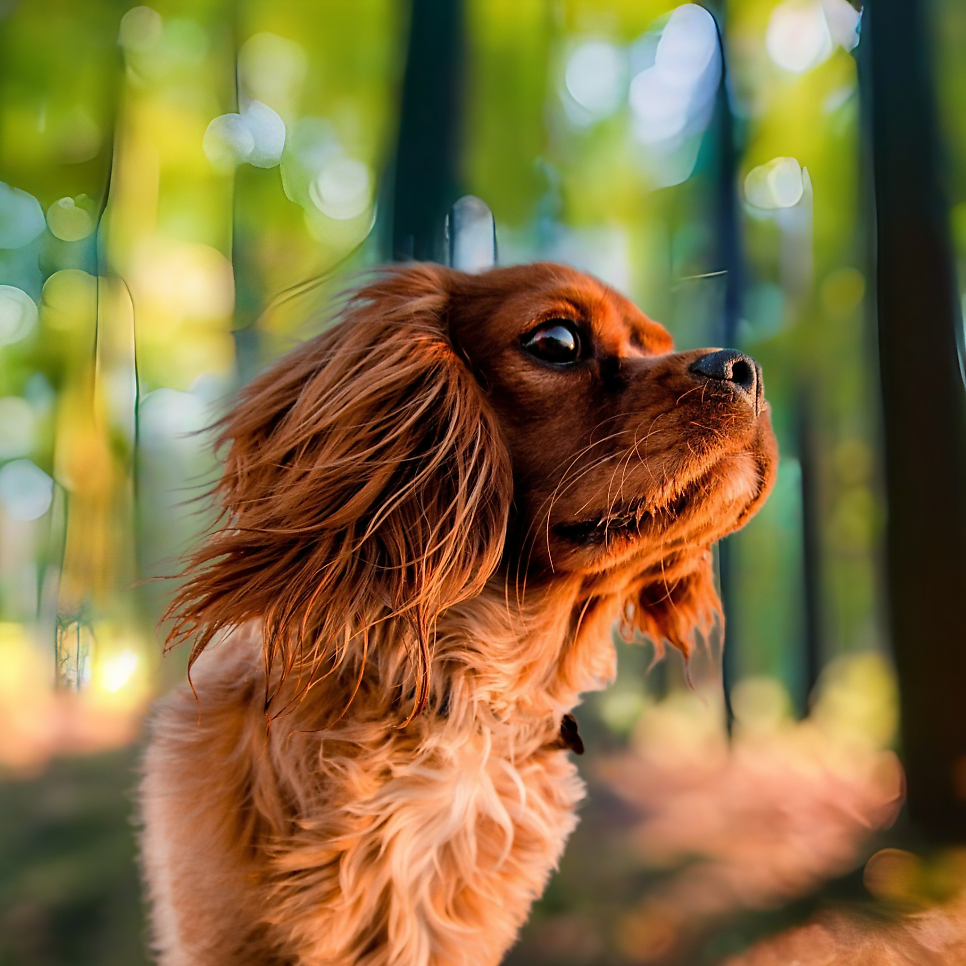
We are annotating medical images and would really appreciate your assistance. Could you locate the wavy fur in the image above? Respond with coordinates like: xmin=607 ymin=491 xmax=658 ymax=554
xmin=140 ymin=263 xmax=777 ymax=966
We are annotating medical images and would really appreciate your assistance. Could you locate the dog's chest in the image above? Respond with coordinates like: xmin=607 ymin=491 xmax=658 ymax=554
xmin=360 ymin=731 xmax=585 ymax=874
xmin=266 ymin=725 xmax=587 ymax=963
xmin=278 ymin=725 xmax=586 ymax=955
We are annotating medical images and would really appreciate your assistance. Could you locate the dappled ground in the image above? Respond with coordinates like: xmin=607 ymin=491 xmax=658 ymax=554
xmin=725 ymin=884 xmax=966 ymax=966
xmin=507 ymin=649 xmax=917 ymax=965
xmin=2 ymin=648 xmax=964 ymax=966
xmin=0 ymin=748 xmax=148 ymax=966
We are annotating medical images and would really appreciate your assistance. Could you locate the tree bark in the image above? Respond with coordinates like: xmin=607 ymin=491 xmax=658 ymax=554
xmin=862 ymin=0 xmax=966 ymax=842
xmin=391 ymin=0 xmax=465 ymax=262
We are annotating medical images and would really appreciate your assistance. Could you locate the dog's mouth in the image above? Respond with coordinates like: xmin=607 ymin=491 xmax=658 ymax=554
xmin=555 ymin=480 xmax=701 ymax=548
xmin=553 ymin=448 xmax=768 ymax=550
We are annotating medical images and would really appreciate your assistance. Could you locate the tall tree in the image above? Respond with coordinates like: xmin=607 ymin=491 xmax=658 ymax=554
xmin=709 ymin=3 xmax=745 ymax=726
xmin=391 ymin=0 xmax=465 ymax=262
xmin=862 ymin=0 xmax=966 ymax=841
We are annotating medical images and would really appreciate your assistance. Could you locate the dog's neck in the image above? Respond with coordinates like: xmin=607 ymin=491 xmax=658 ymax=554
xmin=434 ymin=575 xmax=620 ymax=723
xmin=259 ymin=574 xmax=622 ymax=743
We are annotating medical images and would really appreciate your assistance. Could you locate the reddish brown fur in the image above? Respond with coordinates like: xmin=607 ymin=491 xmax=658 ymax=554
xmin=140 ymin=263 xmax=777 ymax=965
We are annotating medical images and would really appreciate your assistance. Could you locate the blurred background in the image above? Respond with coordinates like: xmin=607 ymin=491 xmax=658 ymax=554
xmin=1 ymin=0 xmax=966 ymax=963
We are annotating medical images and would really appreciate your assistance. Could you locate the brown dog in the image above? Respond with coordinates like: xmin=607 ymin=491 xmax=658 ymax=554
xmin=139 ymin=263 xmax=777 ymax=965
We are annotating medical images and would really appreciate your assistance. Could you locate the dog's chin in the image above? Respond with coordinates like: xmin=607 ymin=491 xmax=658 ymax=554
xmin=549 ymin=450 xmax=765 ymax=572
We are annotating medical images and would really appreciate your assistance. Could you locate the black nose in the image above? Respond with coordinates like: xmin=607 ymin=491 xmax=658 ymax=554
xmin=689 ymin=349 xmax=762 ymax=409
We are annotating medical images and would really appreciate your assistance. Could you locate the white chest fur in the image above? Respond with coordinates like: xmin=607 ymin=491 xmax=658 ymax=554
xmin=264 ymin=719 xmax=586 ymax=965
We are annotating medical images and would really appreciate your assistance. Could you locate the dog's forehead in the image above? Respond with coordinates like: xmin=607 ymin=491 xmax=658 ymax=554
xmin=465 ymin=263 xmax=674 ymax=355
xmin=557 ymin=278 xmax=673 ymax=355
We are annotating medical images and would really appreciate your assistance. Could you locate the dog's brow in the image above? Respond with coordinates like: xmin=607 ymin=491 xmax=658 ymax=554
xmin=538 ymin=296 xmax=586 ymax=320
xmin=627 ymin=329 xmax=650 ymax=353
xmin=624 ymin=325 xmax=662 ymax=354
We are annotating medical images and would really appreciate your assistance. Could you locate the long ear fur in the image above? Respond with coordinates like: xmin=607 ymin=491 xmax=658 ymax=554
xmin=621 ymin=549 xmax=721 ymax=660
xmin=165 ymin=265 xmax=513 ymax=719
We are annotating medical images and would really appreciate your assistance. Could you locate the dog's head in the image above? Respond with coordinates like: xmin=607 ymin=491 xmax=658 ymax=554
xmin=169 ymin=263 xmax=776 ymax=714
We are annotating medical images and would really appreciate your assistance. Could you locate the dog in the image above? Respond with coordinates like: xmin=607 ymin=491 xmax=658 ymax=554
xmin=139 ymin=262 xmax=777 ymax=966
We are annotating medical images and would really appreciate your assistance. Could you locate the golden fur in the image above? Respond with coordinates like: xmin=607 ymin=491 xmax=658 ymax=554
xmin=139 ymin=263 xmax=777 ymax=965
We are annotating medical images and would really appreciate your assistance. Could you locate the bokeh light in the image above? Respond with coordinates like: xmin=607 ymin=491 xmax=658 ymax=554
xmin=744 ymin=155 xmax=806 ymax=209
xmin=0 ymin=182 xmax=45 ymax=249
xmin=766 ymin=0 xmax=860 ymax=74
xmin=0 ymin=459 xmax=54 ymax=522
xmin=766 ymin=0 xmax=834 ymax=73
xmin=117 ymin=5 xmax=163 ymax=51
xmin=0 ymin=286 xmax=38 ymax=345
xmin=629 ymin=4 xmax=722 ymax=185
xmin=99 ymin=650 xmax=140 ymax=694
xmin=309 ymin=155 xmax=372 ymax=220
xmin=0 ymin=397 xmax=38 ymax=459
xmin=46 ymin=197 xmax=96 ymax=242
xmin=204 ymin=101 xmax=286 ymax=172
xmin=563 ymin=40 xmax=626 ymax=123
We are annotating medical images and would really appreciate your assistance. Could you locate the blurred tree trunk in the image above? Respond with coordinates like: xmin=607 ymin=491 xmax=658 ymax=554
xmin=391 ymin=0 xmax=465 ymax=262
xmin=862 ymin=0 xmax=966 ymax=842
xmin=797 ymin=399 xmax=823 ymax=706
xmin=710 ymin=3 xmax=744 ymax=728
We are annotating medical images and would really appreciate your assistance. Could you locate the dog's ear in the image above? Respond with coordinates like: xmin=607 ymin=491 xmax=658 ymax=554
xmin=621 ymin=549 xmax=721 ymax=659
xmin=166 ymin=264 xmax=512 ymax=718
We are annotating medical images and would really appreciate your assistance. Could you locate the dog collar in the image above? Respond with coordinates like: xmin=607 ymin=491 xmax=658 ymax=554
xmin=556 ymin=713 xmax=584 ymax=755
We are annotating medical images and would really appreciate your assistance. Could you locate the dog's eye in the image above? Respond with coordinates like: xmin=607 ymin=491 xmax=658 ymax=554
xmin=522 ymin=321 xmax=583 ymax=365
